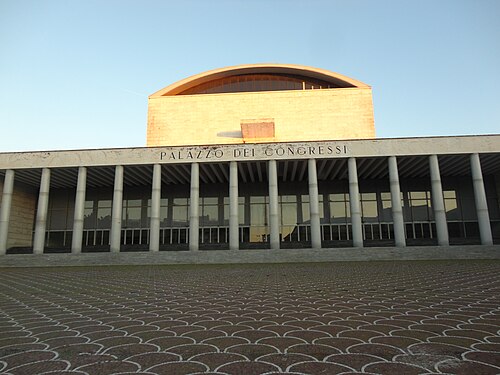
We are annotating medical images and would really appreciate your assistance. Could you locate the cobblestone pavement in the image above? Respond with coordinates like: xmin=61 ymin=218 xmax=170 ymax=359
xmin=0 ymin=260 xmax=499 ymax=375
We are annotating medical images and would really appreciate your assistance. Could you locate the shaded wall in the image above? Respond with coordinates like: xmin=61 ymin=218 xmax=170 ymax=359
xmin=0 ymin=177 xmax=37 ymax=248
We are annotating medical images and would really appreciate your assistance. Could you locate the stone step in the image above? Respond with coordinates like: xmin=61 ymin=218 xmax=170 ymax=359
xmin=0 ymin=245 xmax=499 ymax=268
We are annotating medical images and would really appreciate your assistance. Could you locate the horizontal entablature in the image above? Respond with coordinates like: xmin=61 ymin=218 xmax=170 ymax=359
xmin=0 ymin=135 xmax=500 ymax=170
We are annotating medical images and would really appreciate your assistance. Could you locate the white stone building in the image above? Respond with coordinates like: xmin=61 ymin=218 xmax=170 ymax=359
xmin=0 ymin=64 xmax=499 ymax=256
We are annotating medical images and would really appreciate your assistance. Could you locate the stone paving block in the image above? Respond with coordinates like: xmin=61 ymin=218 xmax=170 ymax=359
xmin=0 ymin=260 xmax=499 ymax=374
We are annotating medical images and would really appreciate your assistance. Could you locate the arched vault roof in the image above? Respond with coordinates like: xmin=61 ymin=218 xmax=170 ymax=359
xmin=150 ymin=63 xmax=370 ymax=97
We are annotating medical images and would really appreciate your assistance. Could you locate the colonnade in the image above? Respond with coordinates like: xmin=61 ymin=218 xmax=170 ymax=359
xmin=0 ymin=154 xmax=494 ymax=254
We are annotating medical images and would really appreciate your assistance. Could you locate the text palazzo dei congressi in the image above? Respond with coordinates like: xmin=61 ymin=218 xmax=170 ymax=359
xmin=160 ymin=143 xmax=349 ymax=161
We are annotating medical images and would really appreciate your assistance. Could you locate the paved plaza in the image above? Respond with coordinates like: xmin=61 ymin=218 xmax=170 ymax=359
xmin=0 ymin=260 xmax=499 ymax=374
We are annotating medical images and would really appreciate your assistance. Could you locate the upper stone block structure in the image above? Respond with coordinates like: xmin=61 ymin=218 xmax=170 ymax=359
xmin=147 ymin=64 xmax=375 ymax=146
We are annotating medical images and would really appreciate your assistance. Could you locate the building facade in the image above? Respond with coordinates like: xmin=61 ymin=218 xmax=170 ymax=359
xmin=0 ymin=64 xmax=499 ymax=255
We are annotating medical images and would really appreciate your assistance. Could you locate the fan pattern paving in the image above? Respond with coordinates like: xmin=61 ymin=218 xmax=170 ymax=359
xmin=0 ymin=260 xmax=499 ymax=375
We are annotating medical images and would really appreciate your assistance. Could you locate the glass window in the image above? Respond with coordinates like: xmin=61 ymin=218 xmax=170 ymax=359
xmin=330 ymin=202 xmax=349 ymax=222
xmin=281 ymin=195 xmax=297 ymax=203
xmin=280 ymin=195 xmax=297 ymax=226
xmin=443 ymin=190 xmax=456 ymax=199
xmin=410 ymin=192 xmax=427 ymax=200
xmin=330 ymin=193 xmax=346 ymax=202
xmin=84 ymin=210 xmax=95 ymax=229
xmin=201 ymin=204 xmax=218 ymax=226
xmin=125 ymin=207 xmax=141 ymax=227
xmin=173 ymin=198 xmax=188 ymax=205
xmin=329 ymin=193 xmax=350 ymax=223
xmin=128 ymin=199 xmax=142 ymax=207
xmin=122 ymin=199 xmax=148 ymax=228
xmin=250 ymin=204 xmax=267 ymax=225
xmin=199 ymin=197 xmax=219 ymax=226
xmin=97 ymin=206 xmax=111 ymax=229
xmin=172 ymin=206 xmax=188 ymax=227
xmin=203 ymin=197 xmax=218 ymax=205
xmin=250 ymin=196 xmax=266 ymax=204
xmin=444 ymin=190 xmax=461 ymax=220
xmin=281 ymin=203 xmax=297 ymax=225
xmin=380 ymin=192 xmax=392 ymax=222
xmin=301 ymin=194 xmax=324 ymax=223
xmin=249 ymin=195 xmax=268 ymax=243
xmin=147 ymin=198 xmax=169 ymax=227
xmin=249 ymin=196 xmax=268 ymax=226
xmin=178 ymin=73 xmax=339 ymax=95
xmin=160 ymin=199 xmax=169 ymax=227
xmin=223 ymin=197 xmax=245 ymax=225
xmin=49 ymin=209 xmax=67 ymax=230
xmin=408 ymin=191 xmax=432 ymax=221
xmin=361 ymin=193 xmax=377 ymax=200
xmin=360 ymin=192 xmax=378 ymax=222
xmin=362 ymin=201 xmax=378 ymax=222
xmin=171 ymin=197 xmax=189 ymax=227
xmin=98 ymin=200 xmax=112 ymax=208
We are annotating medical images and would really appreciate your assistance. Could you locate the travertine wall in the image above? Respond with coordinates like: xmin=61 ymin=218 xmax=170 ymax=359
xmin=147 ymin=87 xmax=375 ymax=147
xmin=0 ymin=178 xmax=36 ymax=248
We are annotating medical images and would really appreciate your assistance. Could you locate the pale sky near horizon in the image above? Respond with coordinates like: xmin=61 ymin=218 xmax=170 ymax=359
xmin=0 ymin=0 xmax=499 ymax=152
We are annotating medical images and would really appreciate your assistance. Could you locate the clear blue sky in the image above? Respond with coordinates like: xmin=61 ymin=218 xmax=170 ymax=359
xmin=1 ymin=0 xmax=499 ymax=152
